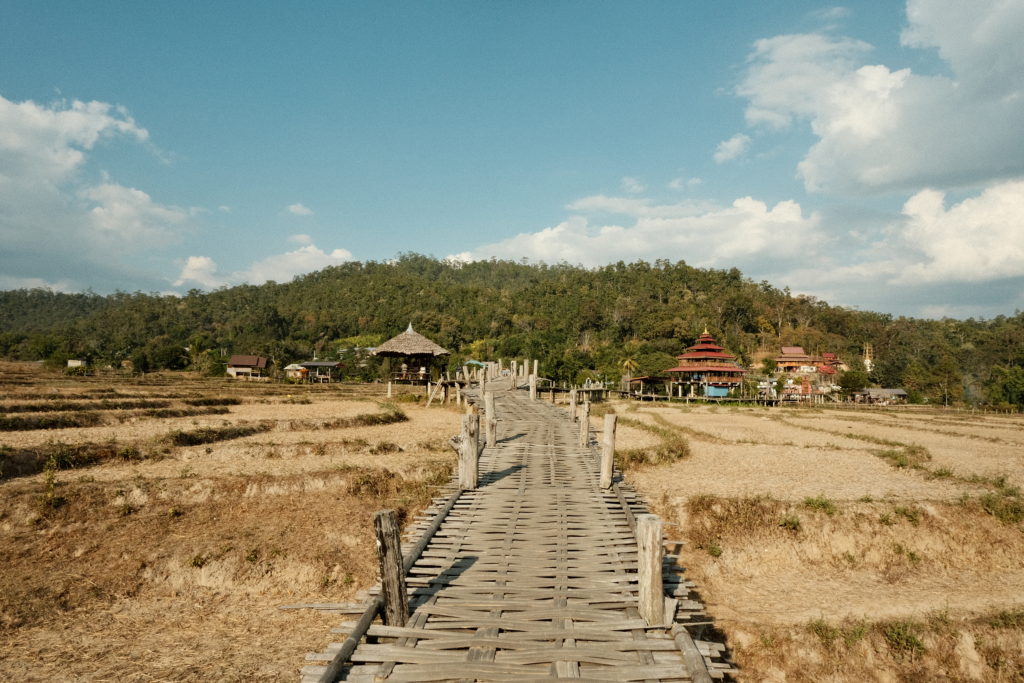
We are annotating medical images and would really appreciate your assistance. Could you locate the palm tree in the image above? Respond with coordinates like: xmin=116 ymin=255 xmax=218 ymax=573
xmin=621 ymin=357 xmax=639 ymax=391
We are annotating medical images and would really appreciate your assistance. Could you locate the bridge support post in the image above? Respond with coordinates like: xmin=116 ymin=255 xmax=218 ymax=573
xmin=484 ymin=391 xmax=496 ymax=447
xmin=528 ymin=373 xmax=537 ymax=401
xmin=578 ymin=401 xmax=590 ymax=446
xmin=600 ymin=414 xmax=616 ymax=489
xmin=569 ymin=388 xmax=578 ymax=421
xmin=386 ymin=381 xmax=392 ymax=398
xmin=459 ymin=413 xmax=479 ymax=489
xmin=637 ymin=514 xmax=664 ymax=626
xmin=373 ymin=509 xmax=409 ymax=626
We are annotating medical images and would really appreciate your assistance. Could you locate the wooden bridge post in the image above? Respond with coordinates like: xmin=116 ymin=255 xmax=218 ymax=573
xmin=533 ymin=359 xmax=538 ymax=377
xmin=578 ymin=401 xmax=590 ymax=446
xmin=600 ymin=414 xmax=616 ymax=489
xmin=459 ymin=413 xmax=479 ymax=490
xmin=637 ymin=513 xmax=664 ymax=626
xmin=386 ymin=381 xmax=392 ymax=398
xmin=484 ymin=391 xmax=496 ymax=447
xmin=569 ymin=388 xmax=578 ymax=421
xmin=373 ymin=509 xmax=409 ymax=626
xmin=528 ymin=373 xmax=537 ymax=401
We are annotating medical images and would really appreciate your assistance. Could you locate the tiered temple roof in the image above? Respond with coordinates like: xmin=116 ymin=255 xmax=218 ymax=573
xmin=665 ymin=329 xmax=746 ymax=387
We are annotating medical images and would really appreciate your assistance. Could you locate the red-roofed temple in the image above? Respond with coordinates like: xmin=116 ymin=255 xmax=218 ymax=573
xmin=665 ymin=329 xmax=746 ymax=398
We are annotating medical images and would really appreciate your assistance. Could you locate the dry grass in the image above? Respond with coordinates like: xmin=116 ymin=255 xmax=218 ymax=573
xmin=615 ymin=400 xmax=1024 ymax=681
xmin=0 ymin=362 xmax=460 ymax=680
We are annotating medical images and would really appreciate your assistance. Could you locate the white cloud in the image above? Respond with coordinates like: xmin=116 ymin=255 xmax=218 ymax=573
xmin=288 ymin=233 xmax=313 ymax=245
xmin=714 ymin=133 xmax=752 ymax=163
xmin=174 ymin=243 xmax=353 ymax=289
xmin=620 ymin=176 xmax=646 ymax=194
xmin=174 ymin=256 xmax=225 ymax=289
xmin=466 ymin=196 xmax=820 ymax=271
xmin=80 ymin=183 xmax=188 ymax=244
xmin=241 ymin=244 xmax=351 ymax=282
xmin=894 ymin=181 xmax=1024 ymax=283
xmin=735 ymin=1 xmax=1024 ymax=194
xmin=566 ymin=194 xmax=716 ymax=219
xmin=0 ymin=94 xmax=190 ymax=290
xmin=218 ymin=205 xmax=231 ymax=213
xmin=0 ymin=96 xmax=148 ymax=188
xmin=287 ymin=203 xmax=314 ymax=216
xmin=669 ymin=177 xmax=703 ymax=190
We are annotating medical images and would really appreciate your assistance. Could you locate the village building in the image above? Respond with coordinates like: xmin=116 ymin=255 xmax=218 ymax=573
xmin=858 ymin=388 xmax=909 ymax=404
xmin=284 ymin=360 xmax=341 ymax=382
xmin=775 ymin=346 xmax=816 ymax=373
xmin=664 ymin=329 xmax=746 ymax=398
xmin=300 ymin=360 xmax=340 ymax=383
xmin=226 ymin=354 xmax=268 ymax=379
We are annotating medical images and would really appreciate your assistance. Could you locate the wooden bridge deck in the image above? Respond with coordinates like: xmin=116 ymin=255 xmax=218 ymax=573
xmin=304 ymin=388 xmax=728 ymax=682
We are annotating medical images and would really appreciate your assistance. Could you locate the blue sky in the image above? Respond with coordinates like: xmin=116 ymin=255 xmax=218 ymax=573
xmin=2 ymin=1 xmax=1023 ymax=318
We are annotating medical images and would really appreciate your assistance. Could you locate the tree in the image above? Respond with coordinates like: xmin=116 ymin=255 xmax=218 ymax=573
xmin=839 ymin=370 xmax=868 ymax=398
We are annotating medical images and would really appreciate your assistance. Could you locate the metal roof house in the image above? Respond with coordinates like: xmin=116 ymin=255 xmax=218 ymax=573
xmin=226 ymin=355 xmax=268 ymax=379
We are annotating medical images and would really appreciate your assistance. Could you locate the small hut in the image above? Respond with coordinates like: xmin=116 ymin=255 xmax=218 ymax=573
xmin=372 ymin=323 xmax=450 ymax=382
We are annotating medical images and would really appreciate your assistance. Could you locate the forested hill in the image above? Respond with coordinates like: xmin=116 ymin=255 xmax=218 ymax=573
xmin=1 ymin=255 xmax=1022 ymax=406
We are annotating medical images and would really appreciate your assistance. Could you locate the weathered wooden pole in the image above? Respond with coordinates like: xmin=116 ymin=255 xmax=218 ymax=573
xmin=569 ymin=388 xmax=578 ymax=421
xmin=373 ymin=509 xmax=408 ymax=626
xmin=600 ymin=413 xmax=616 ymax=489
xmin=484 ymin=391 xmax=496 ymax=447
xmin=386 ymin=381 xmax=392 ymax=398
xmin=528 ymin=373 xmax=537 ymax=401
xmin=459 ymin=413 xmax=479 ymax=490
xmin=455 ymin=380 xmax=462 ymax=406
xmin=637 ymin=513 xmax=664 ymax=626
xmin=578 ymin=401 xmax=590 ymax=446
xmin=533 ymin=359 xmax=539 ymax=377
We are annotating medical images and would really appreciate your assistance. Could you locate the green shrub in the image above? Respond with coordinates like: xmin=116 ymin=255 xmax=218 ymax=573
xmin=803 ymin=495 xmax=837 ymax=516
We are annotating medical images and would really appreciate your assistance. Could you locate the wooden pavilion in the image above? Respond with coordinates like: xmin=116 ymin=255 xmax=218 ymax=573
xmin=372 ymin=323 xmax=450 ymax=382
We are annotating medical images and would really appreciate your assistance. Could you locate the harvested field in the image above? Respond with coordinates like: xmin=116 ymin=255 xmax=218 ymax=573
xmin=613 ymin=402 xmax=1024 ymax=681
xmin=0 ymin=362 xmax=459 ymax=681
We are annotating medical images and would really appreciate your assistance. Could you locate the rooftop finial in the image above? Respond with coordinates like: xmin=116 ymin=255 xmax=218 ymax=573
xmin=406 ymin=322 xmax=414 ymax=333
xmin=703 ymin=326 xmax=709 ymax=335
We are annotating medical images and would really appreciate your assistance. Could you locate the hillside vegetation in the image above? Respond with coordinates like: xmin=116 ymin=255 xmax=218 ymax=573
xmin=1 ymin=255 xmax=1022 ymax=407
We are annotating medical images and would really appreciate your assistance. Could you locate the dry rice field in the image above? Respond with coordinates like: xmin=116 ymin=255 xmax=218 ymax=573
xmin=1 ymin=361 xmax=1022 ymax=682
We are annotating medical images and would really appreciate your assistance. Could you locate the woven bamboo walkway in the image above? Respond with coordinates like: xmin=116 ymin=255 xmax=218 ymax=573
xmin=301 ymin=387 xmax=731 ymax=682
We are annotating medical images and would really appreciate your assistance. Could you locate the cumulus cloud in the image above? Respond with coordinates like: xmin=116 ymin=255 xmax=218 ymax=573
xmin=0 ymin=96 xmax=148 ymax=188
xmin=713 ymin=134 xmax=752 ymax=163
xmin=288 ymin=233 xmax=313 ymax=245
xmin=0 ymin=94 xmax=191 ymax=290
xmin=735 ymin=0 xmax=1024 ymax=193
xmin=174 ymin=243 xmax=353 ymax=289
xmin=464 ymin=196 xmax=820 ymax=272
xmin=287 ymin=203 xmax=314 ymax=216
xmin=173 ymin=256 xmax=224 ymax=289
xmin=894 ymin=181 xmax=1024 ymax=284
xmin=80 ymin=183 xmax=189 ymax=244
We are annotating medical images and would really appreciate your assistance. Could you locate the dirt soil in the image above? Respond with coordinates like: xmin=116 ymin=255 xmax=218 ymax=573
xmin=0 ymin=363 xmax=460 ymax=681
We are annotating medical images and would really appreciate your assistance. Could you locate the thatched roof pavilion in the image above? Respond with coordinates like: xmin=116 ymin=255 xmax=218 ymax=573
xmin=373 ymin=323 xmax=449 ymax=358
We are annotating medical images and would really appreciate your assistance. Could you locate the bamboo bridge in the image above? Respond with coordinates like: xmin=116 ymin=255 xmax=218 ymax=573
xmin=299 ymin=374 xmax=733 ymax=681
